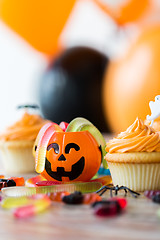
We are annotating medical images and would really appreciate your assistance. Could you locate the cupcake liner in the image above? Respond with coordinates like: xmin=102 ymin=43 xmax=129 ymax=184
xmin=0 ymin=140 xmax=35 ymax=174
xmin=108 ymin=162 xmax=160 ymax=192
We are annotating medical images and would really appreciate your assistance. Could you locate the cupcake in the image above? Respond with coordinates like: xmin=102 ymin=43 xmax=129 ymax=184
xmin=105 ymin=118 xmax=160 ymax=191
xmin=0 ymin=111 xmax=49 ymax=174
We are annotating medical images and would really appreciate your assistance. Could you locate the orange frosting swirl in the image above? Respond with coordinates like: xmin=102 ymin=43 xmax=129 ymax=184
xmin=106 ymin=118 xmax=160 ymax=153
xmin=0 ymin=112 xmax=49 ymax=141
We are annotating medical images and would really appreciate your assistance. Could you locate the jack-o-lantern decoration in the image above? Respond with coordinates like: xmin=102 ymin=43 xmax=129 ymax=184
xmin=34 ymin=122 xmax=102 ymax=182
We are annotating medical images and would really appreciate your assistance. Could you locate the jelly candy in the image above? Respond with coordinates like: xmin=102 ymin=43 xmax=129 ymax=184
xmin=152 ymin=194 xmax=160 ymax=204
xmin=49 ymin=192 xmax=101 ymax=204
xmin=62 ymin=191 xmax=84 ymax=204
xmin=8 ymin=177 xmax=25 ymax=186
xmin=26 ymin=175 xmax=112 ymax=188
xmin=59 ymin=122 xmax=69 ymax=132
xmin=0 ymin=179 xmax=16 ymax=190
xmin=49 ymin=192 xmax=70 ymax=202
xmin=144 ymin=190 xmax=160 ymax=199
xmin=83 ymin=193 xmax=102 ymax=204
xmin=92 ymin=198 xmax=127 ymax=217
xmin=2 ymin=197 xmax=30 ymax=209
xmin=2 ymin=182 xmax=102 ymax=197
xmin=25 ymin=175 xmax=46 ymax=187
xmin=2 ymin=194 xmax=46 ymax=209
xmin=36 ymin=181 xmax=62 ymax=186
xmin=0 ymin=177 xmax=24 ymax=190
xmin=13 ymin=195 xmax=51 ymax=218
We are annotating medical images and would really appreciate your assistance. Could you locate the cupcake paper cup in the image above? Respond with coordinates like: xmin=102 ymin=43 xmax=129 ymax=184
xmin=106 ymin=152 xmax=160 ymax=192
xmin=0 ymin=140 xmax=35 ymax=174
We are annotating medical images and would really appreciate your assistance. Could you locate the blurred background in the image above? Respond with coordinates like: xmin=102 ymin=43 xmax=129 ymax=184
xmin=1 ymin=0 xmax=160 ymax=133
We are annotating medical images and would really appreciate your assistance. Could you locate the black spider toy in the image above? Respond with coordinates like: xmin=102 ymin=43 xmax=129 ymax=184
xmin=96 ymin=185 xmax=140 ymax=198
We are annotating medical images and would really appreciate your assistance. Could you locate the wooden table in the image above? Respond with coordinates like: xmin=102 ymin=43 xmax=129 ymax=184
xmin=0 ymin=135 xmax=160 ymax=240
xmin=0 ymin=187 xmax=160 ymax=240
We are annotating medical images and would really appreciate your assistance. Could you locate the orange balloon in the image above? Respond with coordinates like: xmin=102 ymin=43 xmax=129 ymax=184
xmin=94 ymin=0 xmax=151 ymax=25
xmin=0 ymin=0 xmax=76 ymax=55
xmin=103 ymin=25 xmax=160 ymax=133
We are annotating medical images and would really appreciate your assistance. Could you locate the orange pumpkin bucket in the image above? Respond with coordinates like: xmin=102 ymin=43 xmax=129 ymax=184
xmin=39 ymin=131 xmax=102 ymax=182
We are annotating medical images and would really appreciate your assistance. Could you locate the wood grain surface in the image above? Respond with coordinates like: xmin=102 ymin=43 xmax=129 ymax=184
xmin=0 ymin=189 xmax=160 ymax=240
xmin=0 ymin=135 xmax=160 ymax=240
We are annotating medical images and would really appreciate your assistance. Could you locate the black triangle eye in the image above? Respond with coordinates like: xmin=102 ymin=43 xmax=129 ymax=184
xmin=65 ymin=143 xmax=80 ymax=154
xmin=47 ymin=143 xmax=59 ymax=154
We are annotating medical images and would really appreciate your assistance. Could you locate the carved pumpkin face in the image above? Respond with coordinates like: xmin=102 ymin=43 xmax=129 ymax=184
xmin=40 ymin=131 xmax=102 ymax=182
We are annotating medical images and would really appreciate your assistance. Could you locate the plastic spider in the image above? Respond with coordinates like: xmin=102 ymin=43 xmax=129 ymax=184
xmin=96 ymin=185 xmax=140 ymax=198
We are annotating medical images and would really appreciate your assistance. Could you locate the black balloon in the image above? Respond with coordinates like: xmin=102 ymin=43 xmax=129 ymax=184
xmin=38 ymin=46 xmax=110 ymax=132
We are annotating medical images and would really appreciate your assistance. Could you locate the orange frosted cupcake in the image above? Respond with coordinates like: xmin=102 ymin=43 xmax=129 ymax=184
xmin=0 ymin=112 xmax=49 ymax=173
xmin=105 ymin=118 xmax=160 ymax=191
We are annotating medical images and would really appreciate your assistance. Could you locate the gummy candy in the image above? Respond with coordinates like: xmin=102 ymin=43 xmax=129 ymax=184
xmin=13 ymin=195 xmax=51 ymax=218
xmin=2 ymin=182 xmax=102 ymax=197
xmin=25 ymin=175 xmax=46 ymax=187
xmin=26 ymin=175 xmax=112 ymax=188
xmin=36 ymin=181 xmax=62 ymax=186
xmin=152 ymin=194 xmax=160 ymax=204
xmin=92 ymin=198 xmax=127 ymax=217
xmin=83 ymin=193 xmax=102 ymax=204
xmin=8 ymin=177 xmax=24 ymax=186
xmin=2 ymin=194 xmax=47 ymax=209
xmin=2 ymin=197 xmax=30 ymax=209
xmin=49 ymin=192 xmax=70 ymax=202
xmin=144 ymin=190 xmax=160 ymax=199
xmin=0 ymin=179 xmax=16 ymax=190
xmin=59 ymin=122 xmax=69 ymax=131
xmin=62 ymin=191 xmax=84 ymax=204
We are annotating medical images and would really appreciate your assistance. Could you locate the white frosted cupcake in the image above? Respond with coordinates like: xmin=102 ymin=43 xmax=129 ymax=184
xmin=105 ymin=118 xmax=160 ymax=191
xmin=0 ymin=112 xmax=49 ymax=174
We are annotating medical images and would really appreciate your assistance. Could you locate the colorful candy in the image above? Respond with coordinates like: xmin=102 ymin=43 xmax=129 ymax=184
xmin=83 ymin=193 xmax=102 ymax=204
xmin=144 ymin=190 xmax=160 ymax=199
xmin=47 ymin=191 xmax=102 ymax=204
xmin=62 ymin=191 xmax=84 ymax=204
xmin=0 ymin=179 xmax=16 ymax=190
xmin=25 ymin=175 xmax=46 ymax=187
xmin=62 ymin=192 xmax=102 ymax=205
xmin=59 ymin=122 xmax=69 ymax=132
xmin=35 ymin=122 xmax=63 ymax=173
xmin=2 ymin=194 xmax=51 ymax=218
xmin=36 ymin=181 xmax=62 ymax=186
xmin=26 ymin=175 xmax=112 ymax=187
xmin=152 ymin=194 xmax=160 ymax=204
xmin=0 ymin=177 xmax=24 ymax=190
xmin=2 ymin=182 xmax=102 ymax=197
xmin=8 ymin=177 xmax=24 ymax=186
xmin=13 ymin=195 xmax=51 ymax=219
xmin=92 ymin=198 xmax=127 ymax=217
xmin=49 ymin=192 xmax=70 ymax=202
xmin=2 ymin=197 xmax=30 ymax=209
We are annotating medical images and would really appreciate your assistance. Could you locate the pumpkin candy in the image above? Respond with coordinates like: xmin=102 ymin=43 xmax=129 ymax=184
xmin=34 ymin=124 xmax=102 ymax=182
